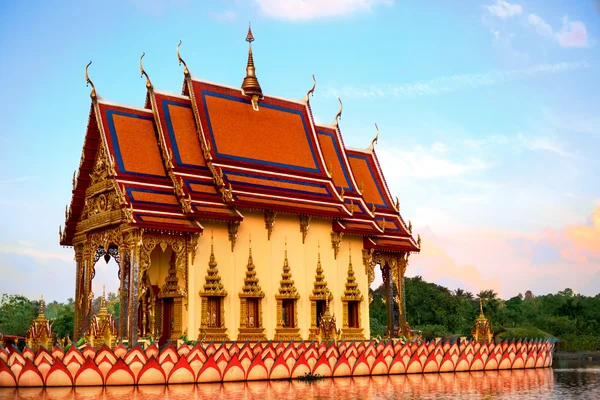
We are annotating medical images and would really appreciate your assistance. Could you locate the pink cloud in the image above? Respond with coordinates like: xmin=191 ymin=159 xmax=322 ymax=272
xmin=556 ymin=16 xmax=590 ymax=48
xmin=409 ymin=202 xmax=600 ymax=298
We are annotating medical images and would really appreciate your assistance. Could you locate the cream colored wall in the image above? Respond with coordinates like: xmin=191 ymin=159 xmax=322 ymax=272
xmin=187 ymin=211 xmax=371 ymax=340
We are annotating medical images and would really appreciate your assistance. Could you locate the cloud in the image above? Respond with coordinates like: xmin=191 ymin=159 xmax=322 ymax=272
xmin=556 ymin=16 xmax=591 ymax=48
xmin=485 ymin=0 xmax=522 ymax=19
xmin=0 ymin=244 xmax=72 ymax=264
xmin=208 ymin=10 xmax=237 ymax=22
xmin=321 ymin=61 xmax=590 ymax=99
xmin=517 ymin=133 xmax=580 ymax=159
xmin=409 ymin=203 xmax=600 ymax=298
xmin=254 ymin=0 xmax=393 ymax=21
xmin=528 ymin=14 xmax=553 ymax=37
xmin=408 ymin=228 xmax=502 ymax=295
xmin=527 ymin=14 xmax=591 ymax=48
xmin=377 ymin=143 xmax=489 ymax=180
xmin=464 ymin=135 xmax=508 ymax=149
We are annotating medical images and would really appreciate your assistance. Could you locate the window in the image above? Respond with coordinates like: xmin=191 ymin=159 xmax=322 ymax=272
xmin=348 ymin=302 xmax=359 ymax=328
xmin=207 ymin=297 xmax=221 ymax=327
xmin=247 ymin=299 xmax=258 ymax=328
xmin=282 ymin=300 xmax=295 ymax=328
xmin=316 ymin=300 xmax=326 ymax=327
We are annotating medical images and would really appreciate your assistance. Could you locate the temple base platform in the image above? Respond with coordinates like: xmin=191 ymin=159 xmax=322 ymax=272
xmin=0 ymin=338 xmax=557 ymax=387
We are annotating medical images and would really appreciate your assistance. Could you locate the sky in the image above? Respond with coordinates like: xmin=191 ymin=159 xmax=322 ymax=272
xmin=0 ymin=0 xmax=598 ymax=302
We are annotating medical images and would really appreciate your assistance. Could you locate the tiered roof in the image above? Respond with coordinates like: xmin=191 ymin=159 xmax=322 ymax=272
xmin=60 ymin=27 xmax=420 ymax=254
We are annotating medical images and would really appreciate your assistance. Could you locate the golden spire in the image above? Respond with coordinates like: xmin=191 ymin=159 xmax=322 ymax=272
xmin=241 ymin=23 xmax=263 ymax=107
xmin=241 ymin=234 xmax=264 ymax=297
xmin=140 ymin=52 xmax=152 ymax=89
xmin=479 ymin=297 xmax=485 ymax=317
xmin=38 ymin=295 xmax=45 ymax=316
xmin=203 ymin=231 xmax=226 ymax=294
xmin=177 ymin=40 xmax=190 ymax=77
xmin=343 ymin=244 xmax=363 ymax=301
xmin=98 ymin=285 xmax=108 ymax=316
xmin=311 ymin=243 xmax=331 ymax=300
xmin=85 ymin=61 xmax=97 ymax=100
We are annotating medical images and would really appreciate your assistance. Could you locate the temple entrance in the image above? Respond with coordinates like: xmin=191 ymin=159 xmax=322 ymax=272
xmin=160 ymin=298 xmax=173 ymax=347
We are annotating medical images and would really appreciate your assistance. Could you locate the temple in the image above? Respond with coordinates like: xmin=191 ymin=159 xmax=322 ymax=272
xmin=59 ymin=27 xmax=420 ymax=346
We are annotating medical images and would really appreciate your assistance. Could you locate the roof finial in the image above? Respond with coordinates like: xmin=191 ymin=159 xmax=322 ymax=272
xmin=241 ymin=23 xmax=263 ymax=108
xmin=140 ymin=52 xmax=152 ymax=89
xmin=303 ymin=74 xmax=316 ymax=103
xmin=39 ymin=295 xmax=45 ymax=314
xmin=332 ymin=97 xmax=343 ymax=126
xmin=369 ymin=123 xmax=379 ymax=151
xmin=177 ymin=40 xmax=190 ymax=77
xmin=85 ymin=61 xmax=97 ymax=100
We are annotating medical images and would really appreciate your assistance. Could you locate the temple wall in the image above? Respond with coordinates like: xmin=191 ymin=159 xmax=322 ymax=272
xmin=188 ymin=211 xmax=370 ymax=341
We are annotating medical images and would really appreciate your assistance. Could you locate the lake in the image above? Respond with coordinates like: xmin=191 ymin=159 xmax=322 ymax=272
xmin=2 ymin=359 xmax=598 ymax=399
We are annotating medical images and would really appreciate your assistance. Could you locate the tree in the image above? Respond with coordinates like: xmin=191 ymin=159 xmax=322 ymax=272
xmin=0 ymin=294 xmax=37 ymax=337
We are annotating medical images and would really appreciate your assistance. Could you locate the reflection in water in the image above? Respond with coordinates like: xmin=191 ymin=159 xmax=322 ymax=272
xmin=3 ymin=366 xmax=600 ymax=399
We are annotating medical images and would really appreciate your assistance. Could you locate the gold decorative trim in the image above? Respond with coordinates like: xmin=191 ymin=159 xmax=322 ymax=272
xmin=340 ymin=248 xmax=364 ymax=340
xmin=299 ymin=215 xmax=311 ymax=244
xmin=264 ymin=210 xmax=277 ymax=240
xmin=302 ymin=74 xmax=316 ymax=103
xmin=274 ymin=241 xmax=301 ymax=341
xmin=228 ymin=221 xmax=240 ymax=251
xmin=198 ymin=233 xmax=228 ymax=341
xmin=332 ymin=97 xmax=343 ymax=126
xmin=308 ymin=248 xmax=333 ymax=340
xmin=330 ymin=231 xmax=343 ymax=260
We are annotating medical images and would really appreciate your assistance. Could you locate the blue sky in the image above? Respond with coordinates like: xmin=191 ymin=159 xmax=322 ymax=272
xmin=0 ymin=0 xmax=598 ymax=302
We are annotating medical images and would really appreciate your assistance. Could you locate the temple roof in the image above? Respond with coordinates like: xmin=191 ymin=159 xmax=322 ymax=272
xmin=60 ymin=33 xmax=420 ymax=253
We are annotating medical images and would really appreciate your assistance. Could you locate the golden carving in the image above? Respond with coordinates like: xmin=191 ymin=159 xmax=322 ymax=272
xmin=177 ymin=40 xmax=190 ymax=77
xmin=238 ymin=237 xmax=266 ymax=341
xmin=72 ymin=170 xmax=77 ymax=191
xmin=139 ymin=52 xmax=152 ymax=89
xmin=408 ymin=220 xmax=412 ymax=235
xmin=319 ymin=290 xmax=340 ymax=342
xmin=241 ymin=25 xmax=263 ymax=104
xmin=26 ymin=296 xmax=55 ymax=352
xmin=330 ymin=231 xmax=343 ymax=260
xmin=369 ymin=123 xmax=379 ymax=151
xmin=222 ymin=183 xmax=234 ymax=203
xmin=379 ymin=217 xmax=386 ymax=232
xmin=228 ymin=221 xmax=240 ymax=251
xmin=85 ymin=60 xmax=96 ymax=100
xmin=332 ymin=97 xmax=343 ymax=126
xmin=274 ymin=241 xmax=302 ymax=341
xmin=349 ymin=200 xmax=355 ymax=215
xmin=85 ymin=286 xmax=118 ymax=350
xmin=309 ymin=249 xmax=333 ymax=340
xmin=339 ymin=186 xmax=345 ymax=201
xmin=264 ymin=210 xmax=277 ymax=240
xmin=395 ymin=196 xmax=400 ymax=213
xmin=303 ymin=74 xmax=316 ymax=103
xmin=417 ymin=234 xmax=421 ymax=249
xmin=198 ymin=233 xmax=228 ymax=341
xmin=299 ymin=214 xmax=311 ymax=244
xmin=359 ymin=181 xmax=365 ymax=195
xmin=341 ymin=249 xmax=365 ymax=340
xmin=472 ymin=298 xmax=494 ymax=341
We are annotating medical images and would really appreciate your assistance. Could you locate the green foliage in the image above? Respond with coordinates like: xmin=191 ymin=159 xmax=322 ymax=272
xmin=369 ymin=278 xmax=600 ymax=351
xmin=0 ymin=294 xmax=37 ymax=337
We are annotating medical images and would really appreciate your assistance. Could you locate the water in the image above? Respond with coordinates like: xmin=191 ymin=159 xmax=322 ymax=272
xmin=2 ymin=360 xmax=598 ymax=399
